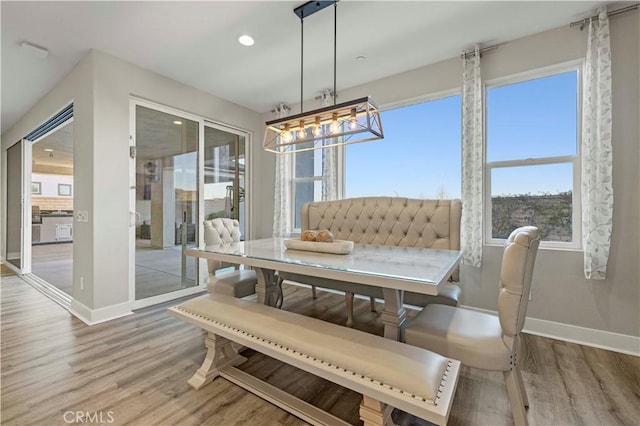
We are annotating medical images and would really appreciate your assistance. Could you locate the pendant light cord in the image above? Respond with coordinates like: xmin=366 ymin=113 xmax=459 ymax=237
xmin=333 ymin=2 xmax=337 ymax=106
xmin=300 ymin=17 xmax=304 ymax=113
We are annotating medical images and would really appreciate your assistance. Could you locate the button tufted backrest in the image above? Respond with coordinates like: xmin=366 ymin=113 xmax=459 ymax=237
xmin=203 ymin=218 xmax=241 ymax=245
xmin=302 ymin=197 xmax=461 ymax=249
xmin=203 ymin=218 xmax=241 ymax=274
xmin=497 ymin=226 xmax=539 ymax=350
xmin=301 ymin=197 xmax=462 ymax=280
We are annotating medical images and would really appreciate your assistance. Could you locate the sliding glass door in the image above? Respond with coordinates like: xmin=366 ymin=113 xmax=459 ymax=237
xmin=204 ymin=124 xmax=246 ymax=238
xmin=133 ymin=105 xmax=199 ymax=302
xmin=129 ymin=100 xmax=250 ymax=307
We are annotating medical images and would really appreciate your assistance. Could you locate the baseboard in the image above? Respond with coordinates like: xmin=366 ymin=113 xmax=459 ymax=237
xmin=461 ymin=305 xmax=640 ymax=357
xmin=70 ymin=299 xmax=133 ymax=325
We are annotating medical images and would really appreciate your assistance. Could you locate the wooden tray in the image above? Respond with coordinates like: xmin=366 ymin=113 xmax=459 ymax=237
xmin=284 ymin=239 xmax=354 ymax=255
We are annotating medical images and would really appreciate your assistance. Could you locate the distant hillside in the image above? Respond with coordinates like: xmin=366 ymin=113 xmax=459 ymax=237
xmin=492 ymin=192 xmax=572 ymax=241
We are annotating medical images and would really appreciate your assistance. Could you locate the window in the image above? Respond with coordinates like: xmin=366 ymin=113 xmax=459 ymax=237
xmin=345 ymin=94 xmax=461 ymax=199
xmin=291 ymin=143 xmax=326 ymax=229
xmin=485 ymin=68 xmax=580 ymax=248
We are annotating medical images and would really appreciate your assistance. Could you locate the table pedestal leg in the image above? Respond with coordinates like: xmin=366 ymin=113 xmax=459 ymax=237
xmin=381 ymin=288 xmax=407 ymax=341
xmin=254 ymin=267 xmax=281 ymax=307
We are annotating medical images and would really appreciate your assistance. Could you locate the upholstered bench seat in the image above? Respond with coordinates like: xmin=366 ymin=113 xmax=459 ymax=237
xmin=169 ymin=293 xmax=461 ymax=425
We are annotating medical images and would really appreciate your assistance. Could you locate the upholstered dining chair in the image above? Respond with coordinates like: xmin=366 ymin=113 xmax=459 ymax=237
xmin=203 ymin=218 xmax=256 ymax=299
xmin=403 ymin=226 xmax=540 ymax=426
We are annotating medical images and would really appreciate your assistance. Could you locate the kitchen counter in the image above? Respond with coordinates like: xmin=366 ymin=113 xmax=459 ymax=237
xmin=36 ymin=215 xmax=73 ymax=244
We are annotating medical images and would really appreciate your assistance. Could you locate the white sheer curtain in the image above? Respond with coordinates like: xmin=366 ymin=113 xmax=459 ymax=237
xmin=582 ymin=8 xmax=613 ymax=280
xmin=272 ymin=105 xmax=292 ymax=237
xmin=321 ymin=91 xmax=338 ymax=200
xmin=461 ymin=46 xmax=483 ymax=268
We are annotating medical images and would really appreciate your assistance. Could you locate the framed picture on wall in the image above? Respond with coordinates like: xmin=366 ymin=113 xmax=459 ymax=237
xmin=58 ymin=183 xmax=72 ymax=196
xmin=32 ymin=182 xmax=42 ymax=195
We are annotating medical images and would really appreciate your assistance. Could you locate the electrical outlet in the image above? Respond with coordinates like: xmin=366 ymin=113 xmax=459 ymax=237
xmin=76 ymin=210 xmax=89 ymax=223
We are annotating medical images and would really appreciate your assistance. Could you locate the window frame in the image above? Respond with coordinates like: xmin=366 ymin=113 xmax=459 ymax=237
xmin=483 ymin=60 xmax=583 ymax=250
xmin=290 ymin=145 xmax=345 ymax=234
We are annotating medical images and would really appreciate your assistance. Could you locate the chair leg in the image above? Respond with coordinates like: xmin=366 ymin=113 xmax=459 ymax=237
xmin=504 ymin=370 xmax=529 ymax=426
xmin=514 ymin=365 xmax=529 ymax=408
xmin=345 ymin=291 xmax=355 ymax=327
xmin=311 ymin=285 xmax=317 ymax=299
xmin=369 ymin=297 xmax=377 ymax=312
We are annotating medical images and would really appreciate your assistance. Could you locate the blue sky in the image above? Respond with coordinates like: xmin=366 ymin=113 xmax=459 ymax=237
xmin=346 ymin=71 xmax=577 ymax=199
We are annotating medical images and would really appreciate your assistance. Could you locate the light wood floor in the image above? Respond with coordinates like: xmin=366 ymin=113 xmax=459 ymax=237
xmin=1 ymin=271 xmax=638 ymax=426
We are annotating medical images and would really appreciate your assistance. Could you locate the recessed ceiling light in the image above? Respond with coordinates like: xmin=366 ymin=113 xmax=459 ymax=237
xmin=356 ymin=55 xmax=366 ymax=61
xmin=238 ymin=35 xmax=255 ymax=47
xmin=173 ymin=120 xmax=183 ymax=125
xmin=44 ymin=148 xmax=54 ymax=152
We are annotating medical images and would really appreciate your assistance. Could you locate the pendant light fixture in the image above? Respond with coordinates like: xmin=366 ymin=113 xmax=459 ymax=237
xmin=263 ymin=0 xmax=384 ymax=154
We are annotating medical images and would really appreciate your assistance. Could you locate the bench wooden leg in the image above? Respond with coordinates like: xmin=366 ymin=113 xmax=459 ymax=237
xmin=345 ymin=291 xmax=355 ymax=327
xmin=311 ymin=285 xmax=317 ymax=299
xmin=360 ymin=395 xmax=394 ymax=426
xmin=188 ymin=332 xmax=247 ymax=390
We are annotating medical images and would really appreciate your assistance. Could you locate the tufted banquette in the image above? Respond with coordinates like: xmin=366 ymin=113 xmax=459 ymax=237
xmin=279 ymin=197 xmax=463 ymax=324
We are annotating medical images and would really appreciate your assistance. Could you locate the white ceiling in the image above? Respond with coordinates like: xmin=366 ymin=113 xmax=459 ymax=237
xmin=1 ymin=1 xmax=623 ymax=135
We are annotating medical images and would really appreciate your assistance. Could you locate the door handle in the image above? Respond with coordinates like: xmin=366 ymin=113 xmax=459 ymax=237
xmin=129 ymin=211 xmax=141 ymax=227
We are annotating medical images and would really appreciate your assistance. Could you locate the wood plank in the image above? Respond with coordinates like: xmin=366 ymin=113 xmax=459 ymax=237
xmin=1 ymin=271 xmax=639 ymax=426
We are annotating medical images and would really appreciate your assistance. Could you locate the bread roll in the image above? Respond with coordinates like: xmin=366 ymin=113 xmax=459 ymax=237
xmin=301 ymin=230 xmax=317 ymax=241
xmin=316 ymin=230 xmax=334 ymax=243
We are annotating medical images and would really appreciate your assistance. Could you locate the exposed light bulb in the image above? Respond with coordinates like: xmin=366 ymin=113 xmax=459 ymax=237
xmin=297 ymin=120 xmax=306 ymax=139
xmin=282 ymin=124 xmax=293 ymax=143
xmin=329 ymin=113 xmax=339 ymax=134
xmin=349 ymin=108 xmax=358 ymax=130
xmin=312 ymin=117 xmax=322 ymax=137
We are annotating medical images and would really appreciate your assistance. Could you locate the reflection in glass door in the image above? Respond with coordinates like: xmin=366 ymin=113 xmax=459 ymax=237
xmin=134 ymin=105 xmax=198 ymax=300
xmin=5 ymin=142 xmax=26 ymax=270
xmin=204 ymin=125 xmax=246 ymax=238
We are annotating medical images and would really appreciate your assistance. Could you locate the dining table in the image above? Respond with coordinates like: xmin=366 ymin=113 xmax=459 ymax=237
xmin=186 ymin=237 xmax=462 ymax=340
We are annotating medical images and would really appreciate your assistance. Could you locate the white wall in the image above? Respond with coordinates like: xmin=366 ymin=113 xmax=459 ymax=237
xmin=2 ymin=53 xmax=95 ymax=308
xmin=1 ymin=49 xmax=271 ymax=316
xmin=262 ymin=13 xmax=639 ymax=339
xmin=32 ymin=173 xmax=73 ymax=197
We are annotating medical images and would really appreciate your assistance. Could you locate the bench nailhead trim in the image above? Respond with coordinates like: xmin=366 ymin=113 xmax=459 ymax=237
xmin=174 ymin=306 xmax=448 ymax=405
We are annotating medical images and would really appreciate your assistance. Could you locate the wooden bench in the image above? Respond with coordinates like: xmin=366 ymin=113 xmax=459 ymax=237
xmin=168 ymin=293 xmax=460 ymax=426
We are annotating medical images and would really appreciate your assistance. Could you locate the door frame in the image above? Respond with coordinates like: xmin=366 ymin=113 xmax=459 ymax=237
xmin=128 ymin=98 xmax=251 ymax=309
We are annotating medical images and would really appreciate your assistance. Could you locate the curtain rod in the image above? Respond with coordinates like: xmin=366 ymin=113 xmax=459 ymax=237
xmin=461 ymin=44 xmax=499 ymax=59
xmin=462 ymin=3 xmax=638 ymax=58
xmin=570 ymin=3 xmax=639 ymax=29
